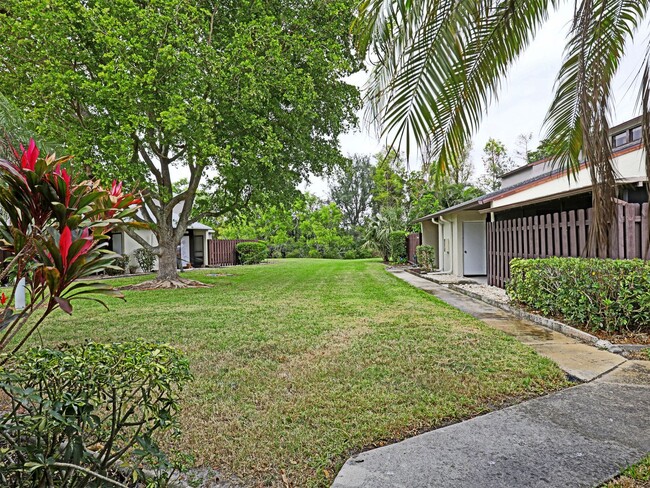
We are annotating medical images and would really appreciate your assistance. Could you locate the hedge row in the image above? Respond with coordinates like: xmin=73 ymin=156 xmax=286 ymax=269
xmin=507 ymin=257 xmax=650 ymax=333
xmin=236 ymin=241 xmax=268 ymax=265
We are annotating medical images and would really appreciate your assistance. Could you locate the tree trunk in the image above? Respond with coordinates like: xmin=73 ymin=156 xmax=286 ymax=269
xmin=157 ymin=234 xmax=179 ymax=281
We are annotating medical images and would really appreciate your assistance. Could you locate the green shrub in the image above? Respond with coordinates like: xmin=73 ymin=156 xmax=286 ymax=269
xmin=388 ymin=231 xmax=408 ymax=263
xmin=507 ymin=257 xmax=650 ymax=333
xmin=416 ymin=245 xmax=436 ymax=271
xmin=134 ymin=247 xmax=157 ymax=272
xmin=0 ymin=341 xmax=193 ymax=487
xmin=355 ymin=247 xmax=374 ymax=259
xmin=106 ymin=253 xmax=129 ymax=275
xmin=343 ymin=249 xmax=357 ymax=259
xmin=323 ymin=248 xmax=341 ymax=259
xmin=236 ymin=241 xmax=268 ymax=264
xmin=286 ymin=249 xmax=303 ymax=258
xmin=307 ymin=249 xmax=321 ymax=259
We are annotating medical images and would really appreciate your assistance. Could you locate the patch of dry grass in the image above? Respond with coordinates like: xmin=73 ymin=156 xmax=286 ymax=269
xmin=33 ymin=259 xmax=568 ymax=487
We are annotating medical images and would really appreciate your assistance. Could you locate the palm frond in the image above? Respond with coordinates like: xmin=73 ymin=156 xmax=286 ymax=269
xmin=355 ymin=0 xmax=555 ymax=173
xmin=544 ymin=0 xmax=649 ymax=255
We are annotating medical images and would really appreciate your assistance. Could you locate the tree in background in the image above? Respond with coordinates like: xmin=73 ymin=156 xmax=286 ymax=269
xmin=0 ymin=0 xmax=359 ymax=286
xmin=527 ymin=138 xmax=554 ymax=163
xmin=514 ymin=133 xmax=534 ymax=164
xmin=371 ymin=148 xmax=407 ymax=212
xmin=479 ymin=139 xmax=516 ymax=192
xmin=328 ymin=154 xmax=375 ymax=230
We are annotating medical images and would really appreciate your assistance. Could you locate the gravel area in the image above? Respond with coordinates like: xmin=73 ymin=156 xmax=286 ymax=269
xmin=455 ymin=283 xmax=510 ymax=304
xmin=421 ymin=273 xmax=476 ymax=284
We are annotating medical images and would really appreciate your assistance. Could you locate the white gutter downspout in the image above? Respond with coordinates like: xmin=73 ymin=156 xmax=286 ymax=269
xmin=433 ymin=216 xmax=453 ymax=274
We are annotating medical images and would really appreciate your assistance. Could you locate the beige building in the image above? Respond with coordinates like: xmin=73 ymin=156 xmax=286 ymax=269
xmin=415 ymin=116 xmax=647 ymax=281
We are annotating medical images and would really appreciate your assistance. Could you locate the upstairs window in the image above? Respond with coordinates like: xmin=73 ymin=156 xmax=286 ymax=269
xmin=612 ymin=125 xmax=643 ymax=149
xmin=613 ymin=131 xmax=628 ymax=148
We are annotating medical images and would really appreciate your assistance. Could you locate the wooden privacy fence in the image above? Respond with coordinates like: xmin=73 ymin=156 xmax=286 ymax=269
xmin=407 ymin=232 xmax=421 ymax=264
xmin=487 ymin=202 xmax=650 ymax=288
xmin=207 ymin=239 xmax=256 ymax=266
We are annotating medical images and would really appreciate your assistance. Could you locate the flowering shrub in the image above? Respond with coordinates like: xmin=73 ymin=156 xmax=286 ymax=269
xmin=507 ymin=257 xmax=650 ymax=333
xmin=0 ymin=139 xmax=141 ymax=357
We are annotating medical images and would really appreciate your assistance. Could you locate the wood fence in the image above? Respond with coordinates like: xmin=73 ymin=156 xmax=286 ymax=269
xmin=407 ymin=232 xmax=421 ymax=264
xmin=207 ymin=239 xmax=257 ymax=266
xmin=487 ymin=202 xmax=650 ymax=288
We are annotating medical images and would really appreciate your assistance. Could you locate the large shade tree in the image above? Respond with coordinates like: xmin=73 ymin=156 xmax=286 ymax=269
xmin=0 ymin=0 xmax=360 ymax=285
xmin=355 ymin=0 xmax=650 ymax=256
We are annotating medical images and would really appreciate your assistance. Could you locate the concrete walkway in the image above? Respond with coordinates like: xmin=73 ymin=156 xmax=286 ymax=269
xmin=392 ymin=270 xmax=625 ymax=382
xmin=332 ymin=270 xmax=650 ymax=488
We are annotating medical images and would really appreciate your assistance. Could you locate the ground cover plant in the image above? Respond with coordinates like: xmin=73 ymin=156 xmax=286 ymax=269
xmin=507 ymin=257 xmax=650 ymax=335
xmin=30 ymin=259 xmax=568 ymax=487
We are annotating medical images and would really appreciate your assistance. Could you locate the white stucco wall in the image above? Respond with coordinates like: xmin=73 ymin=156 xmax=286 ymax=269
xmin=123 ymin=230 xmax=160 ymax=271
xmin=420 ymin=220 xmax=440 ymax=269
xmin=435 ymin=211 xmax=486 ymax=277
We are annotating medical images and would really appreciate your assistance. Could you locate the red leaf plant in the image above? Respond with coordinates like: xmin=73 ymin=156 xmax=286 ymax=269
xmin=0 ymin=139 xmax=141 ymax=360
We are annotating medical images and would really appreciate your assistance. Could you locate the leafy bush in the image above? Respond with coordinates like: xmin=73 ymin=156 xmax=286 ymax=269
xmin=355 ymin=247 xmax=374 ymax=259
xmin=322 ymin=248 xmax=341 ymax=259
xmin=416 ymin=245 xmax=436 ymax=271
xmin=134 ymin=247 xmax=157 ymax=272
xmin=0 ymin=340 xmax=193 ymax=487
xmin=388 ymin=231 xmax=408 ymax=263
xmin=507 ymin=257 xmax=650 ymax=333
xmin=236 ymin=241 xmax=268 ymax=265
xmin=307 ymin=249 xmax=321 ymax=259
xmin=106 ymin=254 xmax=129 ymax=275
xmin=343 ymin=250 xmax=357 ymax=259
xmin=286 ymin=249 xmax=303 ymax=258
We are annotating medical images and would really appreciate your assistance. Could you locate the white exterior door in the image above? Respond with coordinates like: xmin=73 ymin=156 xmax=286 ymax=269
xmin=463 ymin=222 xmax=486 ymax=276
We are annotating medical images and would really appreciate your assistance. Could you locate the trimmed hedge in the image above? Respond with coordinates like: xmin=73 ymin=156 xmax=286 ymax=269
xmin=236 ymin=241 xmax=268 ymax=265
xmin=416 ymin=245 xmax=436 ymax=271
xmin=507 ymin=257 xmax=650 ymax=333
xmin=388 ymin=231 xmax=408 ymax=263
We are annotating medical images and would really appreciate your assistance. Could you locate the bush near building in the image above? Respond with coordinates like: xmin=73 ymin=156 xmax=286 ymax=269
xmin=507 ymin=257 xmax=650 ymax=333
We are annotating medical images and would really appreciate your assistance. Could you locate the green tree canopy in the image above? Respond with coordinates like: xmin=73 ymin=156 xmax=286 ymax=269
xmin=0 ymin=0 xmax=360 ymax=282
xmin=328 ymin=154 xmax=375 ymax=229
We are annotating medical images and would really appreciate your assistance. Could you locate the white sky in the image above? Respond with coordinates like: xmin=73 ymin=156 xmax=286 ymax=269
xmin=306 ymin=3 xmax=650 ymax=198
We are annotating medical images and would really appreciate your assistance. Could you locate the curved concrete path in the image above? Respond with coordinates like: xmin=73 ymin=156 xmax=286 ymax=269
xmin=333 ymin=270 xmax=650 ymax=488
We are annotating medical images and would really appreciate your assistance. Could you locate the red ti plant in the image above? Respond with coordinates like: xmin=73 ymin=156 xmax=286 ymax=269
xmin=0 ymin=140 xmax=141 ymax=360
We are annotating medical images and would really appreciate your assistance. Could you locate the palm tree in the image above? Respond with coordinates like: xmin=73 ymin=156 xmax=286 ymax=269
xmin=354 ymin=0 xmax=650 ymax=256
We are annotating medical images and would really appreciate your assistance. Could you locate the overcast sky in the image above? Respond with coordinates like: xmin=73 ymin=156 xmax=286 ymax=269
xmin=306 ymin=3 xmax=650 ymax=197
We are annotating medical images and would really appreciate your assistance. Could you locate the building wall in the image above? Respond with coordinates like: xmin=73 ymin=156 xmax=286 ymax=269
xmin=123 ymin=230 xmax=160 ymax=271
xmin=435 ymin=210 xmax=486 ymax=276
xmin=420 ymin=220 xmax=439 ymax=269
xmin=492 ymin=146 xmax=645 ymax=210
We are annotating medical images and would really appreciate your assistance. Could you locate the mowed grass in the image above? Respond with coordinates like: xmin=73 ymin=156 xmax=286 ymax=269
xmin=31 ymin=259 xmax=568 ymax=486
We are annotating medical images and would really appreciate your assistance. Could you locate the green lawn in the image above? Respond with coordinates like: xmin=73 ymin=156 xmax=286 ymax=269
xmin=33 ymin=259 xmax=567 ymax=487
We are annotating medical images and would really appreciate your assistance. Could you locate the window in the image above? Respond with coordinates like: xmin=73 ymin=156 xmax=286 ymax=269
xmin=631 ymin=125 xmax=642 ymax=142
xmin=612 ymin=132 xmax=628 ymax=148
